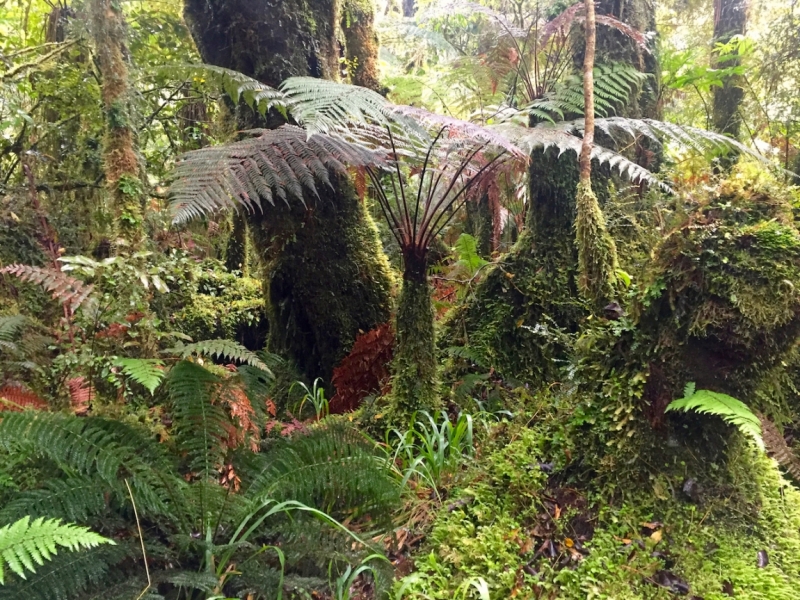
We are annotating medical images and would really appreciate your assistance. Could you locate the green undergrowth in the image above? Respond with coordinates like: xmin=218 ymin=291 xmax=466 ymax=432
xmin=397 ymin=393 xmax=800 ymax=599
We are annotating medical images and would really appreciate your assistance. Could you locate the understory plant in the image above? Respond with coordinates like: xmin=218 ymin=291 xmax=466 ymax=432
xmin=0 ymin=356 xmax=399 ymax=599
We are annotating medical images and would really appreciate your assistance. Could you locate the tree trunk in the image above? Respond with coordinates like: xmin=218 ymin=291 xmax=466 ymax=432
xmin=250 ymin=174 xmax=393 ymax=385
xmin=342 ymin=0 xmax=382 ymax=91
xmin=712 ymin=0 xmax=747 ymax=168
xmin=464 ymin=192 xmax=493 ymax=258
xmin=576 ymin=0 xmax=619 ymax=306
xmin=389 ymin=249 xmax=437 ymax=417
xmin=91 ymin=0 xmax=144 ymax=248
xmin=183 ymin=0 xmax=394 ymax=384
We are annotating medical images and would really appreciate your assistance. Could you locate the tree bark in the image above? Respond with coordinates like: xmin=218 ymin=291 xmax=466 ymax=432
xmin=712 ymin=0 xmax=747 ymax=169
xmin=342 ymin=0 xmax=382 ymax=91
xmin=91 ymin=0 xmax=144 ymax=248
xmin=575 ymin=0 xmax=619 ymax=306
xmin=183 ymin=0 xmax=394 ymax=385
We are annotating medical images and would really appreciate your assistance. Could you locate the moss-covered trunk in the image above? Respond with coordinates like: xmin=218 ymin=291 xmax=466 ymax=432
xmin=711 ymin=0 xmax=746 ymax=170
xmin=90 ymin=0 xmax=144 ymax=248
xmin=183 ymin=0 xmax=394 ymax=384
xmin=389 ymin=248 xmax=437 ymax=416
xmin=342 ymin=0 xmax=382 ymax=91
xmin=250 ymin=174 xmax=393 ymax=384
xmin=183 ymin=0 xmax=340 ymax=88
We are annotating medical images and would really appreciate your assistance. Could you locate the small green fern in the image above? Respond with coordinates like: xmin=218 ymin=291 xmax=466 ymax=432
xmin=113 ymin=358 xmax=165 ymax=395
xmin=164 ymin=339 xmax=273 ymax=375
xmin=666 ymin=383 xmax=764 ymax=448
xmin=0 ymin=517 xmax=113 ymax=584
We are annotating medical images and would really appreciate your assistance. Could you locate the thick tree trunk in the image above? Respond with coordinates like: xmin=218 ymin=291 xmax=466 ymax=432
xmin=342 ymin=0 xmax=382 ymax=91
xmin=183 ymin=0 xmax=394 ymax=384
xmin=183 ymin=0 xmax=340 ymax=88
xmin=250 ymin=174 xmax=393 ymax=385
xmin=91 ymin=0 xmax=144 ymax=248
xmin=712 ymin=0 xmax=747 ymax=169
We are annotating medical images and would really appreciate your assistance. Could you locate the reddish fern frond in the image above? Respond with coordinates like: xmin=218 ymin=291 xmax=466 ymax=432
xmin=221 ymin=385 xmax=260 ymax=451
xmin=0 ymin=384 xmax=49 ymax=412
xmin=169 ymin=125 xmax=387 ymax=224
xmin=760 ymin=415 xmax=800 ymax=482
xmin=330 ymin=322 xmax=395 ymax=414
xmin=67 ymin=377 xmax=93 ymax=416
xmin=541 ymin=2 xmax=649 ymax=52
xmin=390 ymin=106 xmax=526 ymax=159
xmin=0 ymin=264 xmax=94 ymax=313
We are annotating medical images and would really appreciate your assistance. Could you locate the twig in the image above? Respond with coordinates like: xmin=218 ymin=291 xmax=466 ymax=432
xmin=125 ymin=479 xmax=152 ymax=600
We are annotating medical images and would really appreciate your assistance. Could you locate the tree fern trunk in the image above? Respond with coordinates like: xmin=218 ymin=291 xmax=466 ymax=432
xmin=389 ymin=250 xmax=437 ymax=417
xmin=90 ymin=0 xmax=144 ymax=248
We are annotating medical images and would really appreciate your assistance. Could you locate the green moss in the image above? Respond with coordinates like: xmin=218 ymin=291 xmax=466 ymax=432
xmin=250 ymin=173 xmax=394 ymax=384
xmin=441 ymin=149 xmax=589 ymax=385
xmin=575 ymin=181 xmax=620 ymax=307
xmin=173 ymin=270 xmax=268 ymax=347
xmin=387 ymin=278 xmax=438 ymax=418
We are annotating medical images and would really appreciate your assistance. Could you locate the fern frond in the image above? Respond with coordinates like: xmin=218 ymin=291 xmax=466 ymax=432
xmin=0 ymin=315 xmax=27 ymax=344
xmin=0 ymin=385 xmax=48 ymax=412
xmin=165 ymin=339 xmax=273 ymax=374
xmin=759 ymin=417 xmax=800 ymax=482
xmin=665 ymin=384 xmax=763 ymax=448
xmin=0 ymin=265 xmax=94 ymax=313
xmin=169 ymin=125 xmax=384 ymax=223
xmin=0 ymin=543 xmax=128 ymax=600
xmin=113 ymin=358 xmax=165 ymax=395
xmin=167 ymin=361 xmax=229 ymax=482
xmin=0 ymin=516 xmax=113 ymax=584
xmin=0 ymin=477 xmax=107 ymax=524
xmin=242 ymin=422 xmax=399 ymax=519
xmin=159 ymin=63 xmax=292 ymax=117
xmin=0 ymin=413 xmax=178 ymax=517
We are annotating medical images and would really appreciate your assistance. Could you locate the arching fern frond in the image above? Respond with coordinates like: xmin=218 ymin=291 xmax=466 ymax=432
xmin=0 ymin=477 xmax=106 ymax=525
xmin=164 ymin=339 xmax=273 ymax=374
xmin=158 ymin=64 xmax=292 ymax=117
xmin=166 ymin=361 xmax=229 ymax=482
xmin=0 ymin=516 xmax=113 ymax=584
xmin=0 ymin=543 xmax=128 ymax=600
xmin=0 ymin=265 xmax=94 ymax=313
xmin=0 ymin=413 xmax=177 ymax=517
xmin=0 ymin=315 xmax=27 ymax=345
xmin=112 ymin=358 xmax=165 ymax=395
xmin=241 ymin=422 xmax=399 ymax=520
xmin=666 ymin=383 xmax=763 ymax=448
xmin=169 ymin=125 xmax=384 ymax=223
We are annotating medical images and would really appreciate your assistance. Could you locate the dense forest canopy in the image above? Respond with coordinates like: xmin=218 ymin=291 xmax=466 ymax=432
xmin=2 ymin=0 xmax=800 ymax=598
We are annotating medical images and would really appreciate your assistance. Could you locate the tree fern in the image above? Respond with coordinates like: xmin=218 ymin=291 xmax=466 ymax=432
xmin=169 ymin=125 xmax=384 ymax=223
xmin=0 ymin=516 xmax=113 ymax=584
xmin=665 ymin=382 xmax=764 ymax=448
xmin=164 ymin=339 xmax=273 ymax=374
xmin=113 ymin=358 xmax=165 ymax=395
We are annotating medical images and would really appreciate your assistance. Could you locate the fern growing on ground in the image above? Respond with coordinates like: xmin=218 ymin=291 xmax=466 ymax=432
xmin=0 ymin=359 xmax=399 ymax=599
